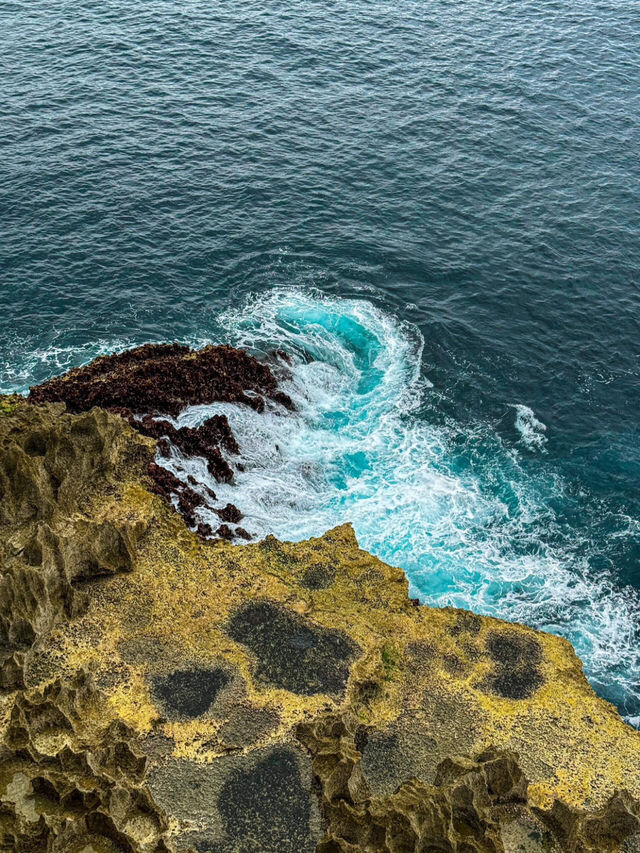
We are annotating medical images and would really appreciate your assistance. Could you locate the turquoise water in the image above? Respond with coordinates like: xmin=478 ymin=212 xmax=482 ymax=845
xmin=2 ymin=0 xmax=639 ymax=720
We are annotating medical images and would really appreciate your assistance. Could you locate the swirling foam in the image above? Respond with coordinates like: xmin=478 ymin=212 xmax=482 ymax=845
xmin=169 ymin=289 xmax=640 ymax=723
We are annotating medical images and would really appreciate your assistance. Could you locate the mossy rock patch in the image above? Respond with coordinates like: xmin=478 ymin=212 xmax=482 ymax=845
xmin=226 ymin=600 xmax=360 ymax=696
xmin=483 ymin=630 xmax=544 ymax=700
xmin=148 ymin=745 xmax=323 ymax=852
xmin=151 ymin=667 xmax=230 ymax=719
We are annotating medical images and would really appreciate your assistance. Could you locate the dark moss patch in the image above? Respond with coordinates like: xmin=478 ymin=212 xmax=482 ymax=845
xmin=147 ymin=747 xmax=321 ymax=853
xmin=208 ymin=748 xmax=316 ymax=853
xmin=442 ymin=653 xmax=466 ymax=676
xmin=151 ymin=668 xmax=229 ymax=719
xmin=483 ymin=631 xmax=544 ymax=700
xmin=300 ymin=564 xmax=335 ymax=590
xmin=227 ymin=601 xmax=360 ymax=696
xmin=406 ymin=641 xmax=437 ymax=678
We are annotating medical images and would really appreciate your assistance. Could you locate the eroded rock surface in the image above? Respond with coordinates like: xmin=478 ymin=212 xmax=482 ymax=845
xmin=0 ymin=671 xmax=170 ymax=853
xmin=2 ymin=389 xmax=640 ymax=852
xmin=0 ymin=399 xmax=153 ymax=693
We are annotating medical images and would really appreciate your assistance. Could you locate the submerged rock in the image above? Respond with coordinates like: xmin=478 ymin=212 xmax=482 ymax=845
xmin=1 ymin=392 xmax=640 ymax=852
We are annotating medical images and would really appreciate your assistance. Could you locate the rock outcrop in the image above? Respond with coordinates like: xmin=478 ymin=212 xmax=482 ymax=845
xmin=1 ymin=671 xmax=170 ymax=853
xmin=0 ymin=398 xmax=153 ymax=693
xmin=1 ymin=349 xmax=640 ymax=852
xmin=28 ymin=343 xmax=294 ymax=417
xmin=27 ymin=343 xmax=294 ymax=541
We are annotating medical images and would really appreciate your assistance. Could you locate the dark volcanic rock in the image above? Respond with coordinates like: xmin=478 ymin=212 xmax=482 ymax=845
xmin=28 ymin=343 xmax=295 ymax=539
xmin=29 ymin=342 xmax=295 ymax=417
xmin=135 ymin=414 xmax=237 ymax=483
xmin=227 ymin=600 xmax=360 ymax=696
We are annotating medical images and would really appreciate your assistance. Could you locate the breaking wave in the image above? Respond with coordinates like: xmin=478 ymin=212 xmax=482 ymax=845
xmin=167 ymin=289 xmax=640 ymax=723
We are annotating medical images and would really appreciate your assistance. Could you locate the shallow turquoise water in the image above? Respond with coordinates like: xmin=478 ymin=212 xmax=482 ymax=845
xmin=1 ymin=0 xmax=639 ymax=719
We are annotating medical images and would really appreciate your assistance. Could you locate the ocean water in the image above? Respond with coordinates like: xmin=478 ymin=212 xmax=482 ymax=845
xmin=2 ymin=0 xmax=639 ymax=720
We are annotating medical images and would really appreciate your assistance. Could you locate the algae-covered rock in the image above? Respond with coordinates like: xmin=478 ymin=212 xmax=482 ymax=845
xmin=1 ymin=380 xmax=640 ymax=852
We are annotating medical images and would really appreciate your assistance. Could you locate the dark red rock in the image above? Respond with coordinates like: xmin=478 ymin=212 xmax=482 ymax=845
xmin=147 ymin=463 xmax=208 ymax=528
xmin=216 ymin=503 xmax=243 ymax=524
xmin=196 ymin=522 xmax=214 ymax=539
xmin=273 ymin=349 xmax=292 ymax=365
xmin=29 ymin=343 xmax=295 ymax=417
xmin=135 ymin=415 xmax=235 ymax=483
xmin=147 ymin=462 xmax=183 ymax=497
xmin=235 ymin=527 xmax=252 ymax=541
xmin=216 ymin=525 xmax=235 ymax=541
xmin=29 ymin=343 xmax=293 ymax=539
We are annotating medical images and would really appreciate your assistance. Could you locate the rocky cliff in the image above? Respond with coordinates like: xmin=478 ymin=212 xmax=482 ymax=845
xmin=1 ymin=347 xmax=640 ymax=853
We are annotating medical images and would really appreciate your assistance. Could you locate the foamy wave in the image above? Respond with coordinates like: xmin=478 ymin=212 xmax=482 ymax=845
xmin=0 ymin=338 xmax=130 ymax=395
xmin=511 ymin=403 xmax=548 ymax=452
xmin=174 ymin=288 xmax=638 ymax=721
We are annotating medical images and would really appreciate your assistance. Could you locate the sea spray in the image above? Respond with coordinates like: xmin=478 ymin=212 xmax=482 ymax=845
xmin=510 ymin=403 xmax=548 ymax=452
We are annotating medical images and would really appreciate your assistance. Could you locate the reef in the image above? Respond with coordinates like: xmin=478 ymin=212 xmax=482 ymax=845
xmin=28 ymin=343 xmax=294 ymax=417
xmin=1 ymin=350 xmax=640 ymax=852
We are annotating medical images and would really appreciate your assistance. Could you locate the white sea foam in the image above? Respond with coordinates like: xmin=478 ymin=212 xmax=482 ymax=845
xmin=511 ymin=403 xmax=548 ymax=452
xmin=0 ymin=338 xmax=131 ymax=395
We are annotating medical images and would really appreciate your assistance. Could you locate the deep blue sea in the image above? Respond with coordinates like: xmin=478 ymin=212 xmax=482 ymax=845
xmin=2 ymin=0 xmax=640 ymax=721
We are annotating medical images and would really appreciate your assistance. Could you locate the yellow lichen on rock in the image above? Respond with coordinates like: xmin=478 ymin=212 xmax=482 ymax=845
xmin=31 ymin=483 xmax=640 ymax=812
xmin=2 ymin=397 xmax=640 ymax=852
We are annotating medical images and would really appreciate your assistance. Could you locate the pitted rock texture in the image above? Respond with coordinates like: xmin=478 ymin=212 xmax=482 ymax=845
xmin=0 ymin=399 xmax=153 ymax=692
xmin=299 ymin=713 xmax=640 ymax=853
xmin=0 ymin=672 xmax=171 ymax=852
xmin=148 ymin=745 xmax=323 ymax=853
xmin=299 ymin=713 xmax=530 ymax=853
xmin=3 ymin=397 xmax=640 ymax=853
